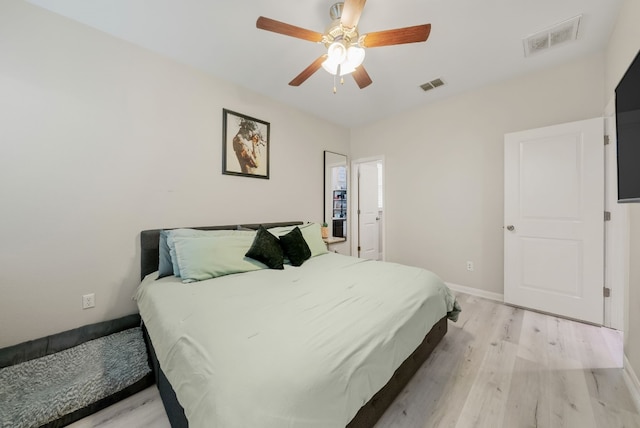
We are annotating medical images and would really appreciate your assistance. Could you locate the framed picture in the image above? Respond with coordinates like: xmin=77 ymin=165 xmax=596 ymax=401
xmin=222 ymin=109 xmax=270 ymax=179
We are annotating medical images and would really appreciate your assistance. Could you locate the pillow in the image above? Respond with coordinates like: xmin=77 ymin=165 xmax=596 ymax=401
xmin=157 ymin=230 xmax=174 ymax=278
xmin=245 ymin=226 xmax=284 ymax=270
xmin=173 ymin=234 xmax=264 ymax=283
xmin=166 ymin=228 xmax=256 ymax=277
xmin=298 ymin=223 xmax=329 ymax=257
xmin=268 ymin=223 xmax=328 ymax=258
xmin=279 ymin=227 xmax=311 ymax=266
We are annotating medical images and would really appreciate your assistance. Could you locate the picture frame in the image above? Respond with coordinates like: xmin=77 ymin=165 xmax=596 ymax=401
xmin=222 ymin=108 xmax=270 ymax=179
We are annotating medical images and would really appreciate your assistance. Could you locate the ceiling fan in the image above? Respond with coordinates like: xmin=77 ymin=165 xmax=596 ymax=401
xmin=256 ymin=0 xmax=431 ymax=92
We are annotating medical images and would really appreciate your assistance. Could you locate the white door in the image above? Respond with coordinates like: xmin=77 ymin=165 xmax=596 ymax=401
xmin=504 ymin=118 xmax=604 ymax=324
xmin=358 ymin=162 xmax=379 ymax=260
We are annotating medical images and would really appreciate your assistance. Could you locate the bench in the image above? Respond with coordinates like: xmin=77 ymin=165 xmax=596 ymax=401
xmin=0 ymin=314 xmax=153 ymax=428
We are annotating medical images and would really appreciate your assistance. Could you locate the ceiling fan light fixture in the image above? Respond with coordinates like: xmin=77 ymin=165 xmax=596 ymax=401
xmin=321 ymin=59 xmax=339 ymax=75
xmin=327 ymin=41 xmax=347 ymax=63
xmin=339 ymin=64 xmax=356 ymax=76
xmin=346 ymin=45 xmax=365 ymax=68
xmin=322 ymin=42 xmax=364 ymax=76
xmin=321 ymin=58 xmax=355 ymax=76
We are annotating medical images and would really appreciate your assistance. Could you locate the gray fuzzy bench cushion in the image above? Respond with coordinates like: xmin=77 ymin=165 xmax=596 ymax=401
xmin=0 ymin=315 xmax=153 ymax=428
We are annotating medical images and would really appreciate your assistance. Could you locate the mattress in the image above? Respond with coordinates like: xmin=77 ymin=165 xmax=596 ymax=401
xmin=135 ymin=252 xmax=458 ymax=428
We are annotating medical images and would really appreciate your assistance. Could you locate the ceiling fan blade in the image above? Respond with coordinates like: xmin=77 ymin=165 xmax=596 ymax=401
xmin=289 ymin=55 xmax=328 ymax=86
xmin=256 ymin=16 xmax=323 ymax=42
xmin=340 ymin=0 xmax=367 ymax=29
xmin=352 ymin=65 xmax=372 ymax=89
xmin=361 ymin=24 xmax=431 ymax=47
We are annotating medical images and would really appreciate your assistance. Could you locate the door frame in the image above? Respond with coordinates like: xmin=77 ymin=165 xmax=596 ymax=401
xmin=351 ymin=156 xmax=385 ymax=260
xmin=604 ymin=100 xmax=629 ymax=331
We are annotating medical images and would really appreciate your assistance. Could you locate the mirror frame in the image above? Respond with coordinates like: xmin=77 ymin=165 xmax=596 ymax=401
xmin=323 ymin=151 xmax=348 ymax=239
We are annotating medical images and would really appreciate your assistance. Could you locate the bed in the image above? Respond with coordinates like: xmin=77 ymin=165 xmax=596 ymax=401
xmin=136 ymin=221 xmax=459 ymax=428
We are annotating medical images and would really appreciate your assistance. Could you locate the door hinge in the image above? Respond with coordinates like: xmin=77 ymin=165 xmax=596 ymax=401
xmin=603 ymin=287 xmax=611 ymax=298
xmin=357 ymin=246 xmax=361 ymax=252
xmin=358 ymin=209 xmax=361 ymax=215
xmin=604 ymin=211 xmax=611 ymax=221
xmin=604 ymin=135 xmax=610 ymax=145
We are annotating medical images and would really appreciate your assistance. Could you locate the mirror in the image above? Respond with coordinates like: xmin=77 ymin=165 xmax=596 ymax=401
xmin=324 ymin=151 xmax=348 ymax=239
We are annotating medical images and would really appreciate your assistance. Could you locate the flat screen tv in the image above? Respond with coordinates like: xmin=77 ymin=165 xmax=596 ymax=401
xmin=615 ymin=49 xmax=640 ymax=203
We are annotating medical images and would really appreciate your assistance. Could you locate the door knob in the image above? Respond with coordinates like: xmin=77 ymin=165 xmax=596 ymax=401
xmin=506 ymin=225 xmax=515 ymax=231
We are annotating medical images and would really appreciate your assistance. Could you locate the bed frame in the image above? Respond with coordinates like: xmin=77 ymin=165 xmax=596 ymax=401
xmin=139 ymin=222 xmax=447 ymax=428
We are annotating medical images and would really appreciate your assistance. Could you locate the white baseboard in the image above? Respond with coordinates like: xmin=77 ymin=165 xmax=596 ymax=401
xmin=624 ymin=354 xmax=640 ymax=413
xmin=445 ymin=282 xmax=504 ymax=303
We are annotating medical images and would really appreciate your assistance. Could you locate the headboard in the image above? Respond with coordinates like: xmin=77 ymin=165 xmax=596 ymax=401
xmin=140 ymin=221 xmax=304 ymax=280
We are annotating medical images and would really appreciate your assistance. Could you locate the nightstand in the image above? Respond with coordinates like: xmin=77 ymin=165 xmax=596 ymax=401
xmin=323 ymin=236 xmax=347 ymax=254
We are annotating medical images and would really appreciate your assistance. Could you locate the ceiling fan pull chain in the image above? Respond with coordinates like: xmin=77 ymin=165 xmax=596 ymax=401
xmin=333 ymin=73 xmax=337 ymax=94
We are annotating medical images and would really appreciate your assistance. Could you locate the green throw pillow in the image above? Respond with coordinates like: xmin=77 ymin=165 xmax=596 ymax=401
xmin=173 ymin=235 xmax=264 ymax=282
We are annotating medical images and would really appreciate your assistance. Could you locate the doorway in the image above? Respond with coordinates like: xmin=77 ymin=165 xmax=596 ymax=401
xmin=351 ymin=157 xmax=384 ymax=260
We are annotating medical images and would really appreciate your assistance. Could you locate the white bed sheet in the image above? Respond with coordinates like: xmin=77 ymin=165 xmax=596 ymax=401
xmin=135 ymin=252 xmax=457 ymax=428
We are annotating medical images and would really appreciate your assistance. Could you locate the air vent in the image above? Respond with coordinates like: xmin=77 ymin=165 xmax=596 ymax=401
xmin=420 ymin=78 xmax=445 ymax=92
xmin=523 ymin=15 xmax=581 ymax=57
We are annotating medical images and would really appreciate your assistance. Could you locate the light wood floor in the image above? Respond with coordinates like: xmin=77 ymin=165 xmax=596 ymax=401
xmin=68 ymin=293 xmax=640 ymax=428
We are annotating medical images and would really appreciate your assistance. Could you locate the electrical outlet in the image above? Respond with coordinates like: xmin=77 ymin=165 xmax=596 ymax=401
xmin=466 ymin=261 xmax=474 ymax=271
xmin=82 ymin=293 xmax=95 ymax=309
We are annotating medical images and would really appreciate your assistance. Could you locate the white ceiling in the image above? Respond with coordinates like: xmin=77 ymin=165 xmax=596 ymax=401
xmin=26 ymin=0 xmax=623 ymax=128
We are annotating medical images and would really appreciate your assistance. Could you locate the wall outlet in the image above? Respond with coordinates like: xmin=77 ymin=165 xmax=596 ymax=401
xmin=466 ymin=261 xmax=474 ymax=271
xmin=82 ymin=293 xmax=95 ymax=309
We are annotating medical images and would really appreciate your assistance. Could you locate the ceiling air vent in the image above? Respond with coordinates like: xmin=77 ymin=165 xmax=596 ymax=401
xmin=420 ymin=78 xmax=445 ymax=92
xmin=523 ymin=15 xmax=581 ymax=57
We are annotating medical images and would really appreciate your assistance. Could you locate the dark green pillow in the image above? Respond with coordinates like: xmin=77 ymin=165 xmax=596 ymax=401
xmin=245 ymin=226 xmax=284 ymax=270
xmin=279 ymin=226 xmax=312 ymax=266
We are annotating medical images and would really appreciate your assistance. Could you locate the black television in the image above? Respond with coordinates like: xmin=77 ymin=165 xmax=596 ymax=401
xmin=615 ymin=49 xmax=640 ymax=203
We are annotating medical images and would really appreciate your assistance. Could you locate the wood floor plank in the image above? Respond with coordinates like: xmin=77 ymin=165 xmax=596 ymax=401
xmin=66 ymin=386 xmax=171 ymax=428
xmin=454 ymin=339 xmax=518 ymax=428
xmin=454 ymin=303 xmax=521 ymax=428
xmin=414 ymin=295 xmax=503 ymax=428
xmin=502 ymin=356 xmax=547 ymax=428
xmin=69 ymin=292 xmax=639 ymax=428
xmin=545 ymin=367 xmax=597 ymax=428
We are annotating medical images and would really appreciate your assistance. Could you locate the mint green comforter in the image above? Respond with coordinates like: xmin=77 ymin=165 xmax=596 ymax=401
xmin=135 ymin=253 xmax=458 ymax=428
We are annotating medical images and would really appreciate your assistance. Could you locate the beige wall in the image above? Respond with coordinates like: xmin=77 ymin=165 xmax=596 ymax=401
xmin=350 ymin=53 xmax=605 ymax=295
xmin=605 ymin=0 xmax=640 ymax=381
xmin=1 ymin=0 xmax=636 ymax=365
xmin=0 ymin=0 xmax=349 ymax=347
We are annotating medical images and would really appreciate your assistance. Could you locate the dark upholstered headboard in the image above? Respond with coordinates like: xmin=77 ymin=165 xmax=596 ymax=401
xmin=140 ymin=221 xmax=304 ymax=280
